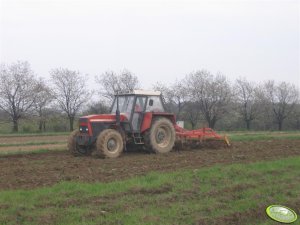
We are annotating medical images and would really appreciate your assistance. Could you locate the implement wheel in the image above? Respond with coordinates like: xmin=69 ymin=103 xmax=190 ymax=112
xmin=96 ymin=129 xmax=124 ymax=158
xmin=145 ymin=117 xmax=175 ymax=154
xmin=68 ymin=130 xmax=92 ymax=156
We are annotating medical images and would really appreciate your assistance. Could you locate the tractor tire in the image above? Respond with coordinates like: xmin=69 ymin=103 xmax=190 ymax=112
xmin=68 ymin=130 xmax=91 ymax=156
xmin=144 ymin=117 xmax=176 ymax=154
xmin=96 ymin=129 xmax=124 ymax=158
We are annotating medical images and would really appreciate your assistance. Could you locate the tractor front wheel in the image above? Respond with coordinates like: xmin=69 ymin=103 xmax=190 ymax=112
xmin=68 ymin=130 xmax=91 ymax=156
xmin=144 ymin=117 xmax=175 ymax=154
xmin=96 ymin=129 xmax=124 ymax=158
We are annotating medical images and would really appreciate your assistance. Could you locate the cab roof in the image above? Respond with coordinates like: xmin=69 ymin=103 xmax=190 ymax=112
xmin=116 ymin=89 xmax=161 ymax=96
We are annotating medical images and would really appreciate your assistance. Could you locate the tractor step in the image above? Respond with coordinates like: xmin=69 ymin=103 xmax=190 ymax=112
xmin=132 ymin=132 xmax=144 ymax=145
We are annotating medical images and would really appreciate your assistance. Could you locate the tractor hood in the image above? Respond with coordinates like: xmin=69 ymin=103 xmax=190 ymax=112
xmin=78 ymin=114 xmax=129 ymax=136
xmin=79 ymin=114 xmax=128 ymax=123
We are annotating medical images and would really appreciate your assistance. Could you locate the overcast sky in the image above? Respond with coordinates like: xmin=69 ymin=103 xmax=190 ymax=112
xmin=0 ymin=0 xmax=299 ymax=90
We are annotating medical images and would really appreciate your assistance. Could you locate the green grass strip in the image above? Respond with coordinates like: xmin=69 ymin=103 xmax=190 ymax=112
xmin=1 ymin=156 xmax=300 ymax=225
xmin=0 ymin=132 xmax=69 ymax=137
xmin=227 ymin=131 xmax=300 ymax=141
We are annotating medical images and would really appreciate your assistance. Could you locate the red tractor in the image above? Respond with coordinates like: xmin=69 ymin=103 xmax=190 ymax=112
xmin=68 ymin=90 xmax=229 ymax=158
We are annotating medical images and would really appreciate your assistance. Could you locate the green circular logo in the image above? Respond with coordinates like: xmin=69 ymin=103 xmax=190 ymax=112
xmin=266 ymin=205 xmax=298 ymax=223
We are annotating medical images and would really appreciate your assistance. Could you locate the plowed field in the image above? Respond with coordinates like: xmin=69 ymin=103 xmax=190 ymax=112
xmin=1 ymin=139 xmax=299 ymax=190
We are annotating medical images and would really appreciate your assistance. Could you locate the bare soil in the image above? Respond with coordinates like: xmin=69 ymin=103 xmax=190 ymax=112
xmin=0 ymin=139 xmax=299 ymax=190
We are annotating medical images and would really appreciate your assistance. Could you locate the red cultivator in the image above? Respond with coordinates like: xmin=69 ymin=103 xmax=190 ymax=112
xmin=175 ymin=125 xmax=230 ymax=148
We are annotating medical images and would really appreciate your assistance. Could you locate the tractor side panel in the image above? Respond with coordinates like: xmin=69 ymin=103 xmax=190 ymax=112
xmin=140 ymin=112 xmax=153 ymax=133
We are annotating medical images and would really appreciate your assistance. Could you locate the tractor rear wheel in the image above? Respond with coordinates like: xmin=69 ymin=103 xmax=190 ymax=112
xmin=144 ymin=117 xmax=175 ymax=154
xmin=96 ymin=129 xmax=124 ymax=158
xmin=68 ymin=130 xmax=91 ymax=156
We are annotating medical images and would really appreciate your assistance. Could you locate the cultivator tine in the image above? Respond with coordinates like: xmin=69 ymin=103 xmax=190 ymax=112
xmin=224 ymin=135 xmax=230 ymax=147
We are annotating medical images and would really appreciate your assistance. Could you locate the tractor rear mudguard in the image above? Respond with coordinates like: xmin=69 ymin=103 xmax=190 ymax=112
xmin=140 ymin=112 xmax=176 ymax=133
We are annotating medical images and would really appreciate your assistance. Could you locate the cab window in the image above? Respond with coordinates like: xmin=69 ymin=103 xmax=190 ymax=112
xmin=111 ymin=96 xmax=134 ymax=119
xmin=135 ymin=97 xmax=146 ymax=112
xmin=146 ymin=96 xmax=164 ymax=112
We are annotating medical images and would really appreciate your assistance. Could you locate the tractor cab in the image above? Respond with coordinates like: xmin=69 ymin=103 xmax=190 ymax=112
xmin=110 ymin=90 xmax=165 ymax=131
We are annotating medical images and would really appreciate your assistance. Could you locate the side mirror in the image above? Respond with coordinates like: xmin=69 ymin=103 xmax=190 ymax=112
xmin=149 ymin=99 xmax=154 ymax=106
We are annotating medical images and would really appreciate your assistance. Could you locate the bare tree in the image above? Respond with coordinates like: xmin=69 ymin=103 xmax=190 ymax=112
xmin=294 ymin=103 xmax=300 ymax=130
xmin=153 ymin=79 xmax=188 ymax=120
xmin=152 ymin=82 xmax=169 ymax=97
xmin=0 ymin=61 xmax=37 ymax=132
xmin=167 ymin=80 xmax=188 ymax=120
xmin=85 ymin=101 xmax=110 ymax=115
xmin=261 ymin=80 xmax=299 ymax=130
xmin=33 ymin=78 xmax=53 ymax=131
xmin=95 ymin=69 xmax=140 ymax=101
xmin=152 ymin=82 xmax=173 ymax=112
xmin=183 ymin=102 xmax=201 ymax=129
xmin=50 ymin=68 xmax=90 ymax=131
xmin=234 ymin=77 xmax=259 ymax=130
xmin=187 ymin=70 xmax=232 ymax=129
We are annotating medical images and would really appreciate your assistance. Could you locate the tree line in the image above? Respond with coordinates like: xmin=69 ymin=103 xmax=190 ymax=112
xmin=154 ymin=71 xmax=299 ymax=131
xmin=0 ymin=61 xmax=299 ymax=132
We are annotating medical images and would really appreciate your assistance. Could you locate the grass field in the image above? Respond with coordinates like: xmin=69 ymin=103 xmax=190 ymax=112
xmin=1 ymin=157 xmax=300 ymax=225
xmin=227 ymin=131 xmax=300 ymax=141
xmin=0 ymin=131 xmax=299 ymax=224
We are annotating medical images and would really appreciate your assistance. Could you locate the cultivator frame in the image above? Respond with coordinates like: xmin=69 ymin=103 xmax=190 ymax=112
xmin=175 ymin=125 xmax=230 ymax=148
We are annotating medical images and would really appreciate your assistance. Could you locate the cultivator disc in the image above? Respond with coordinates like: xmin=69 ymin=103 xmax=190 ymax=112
xmin=174 ymin=126 xmax=230 ymax=149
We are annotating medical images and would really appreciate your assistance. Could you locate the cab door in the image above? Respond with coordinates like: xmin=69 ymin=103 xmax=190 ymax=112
xmin=131 ymin=96 xmax=146 ymax=131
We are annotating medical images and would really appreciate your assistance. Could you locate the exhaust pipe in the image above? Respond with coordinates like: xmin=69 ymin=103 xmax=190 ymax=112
xmin=116 ymin=90 xmax=120 ymax=127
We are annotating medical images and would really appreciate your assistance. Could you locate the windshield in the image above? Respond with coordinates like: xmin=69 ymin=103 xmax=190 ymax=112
xmin=111 ymin=96 xmax=134 ymax=119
